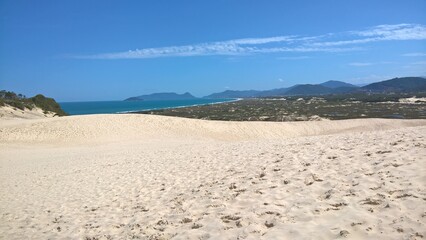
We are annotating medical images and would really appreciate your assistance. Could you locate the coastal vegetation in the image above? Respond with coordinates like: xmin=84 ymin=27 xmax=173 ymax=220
xmin=137 ymin=92 xmax=426 ymax=121
xmin=0 ymin=90 xmax=67 ymax=116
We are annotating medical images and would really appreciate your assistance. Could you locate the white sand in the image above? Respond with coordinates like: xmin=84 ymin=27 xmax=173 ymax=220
xmin=0 ymin=114 xmax=425 ymax=239
xmin=0 ymin=105 xmax=57 ymax=128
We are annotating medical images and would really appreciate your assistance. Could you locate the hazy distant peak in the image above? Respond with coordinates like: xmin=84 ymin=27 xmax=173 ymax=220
xmin=320 ymin=80 xmax=358 ymax=89
xmin=125 ymin=92 xmax=197 ymax=101
xmin=361 ymin=77 xmax=426 ymax=92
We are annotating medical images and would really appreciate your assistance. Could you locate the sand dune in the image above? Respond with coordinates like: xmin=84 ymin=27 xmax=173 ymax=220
xmin=0 ymin=114 xmax=424 ymax=143
xmin=0 ymin=105 xmax=57 ymax=121
xmin=0 ymin=115 xmax=425 ymax=239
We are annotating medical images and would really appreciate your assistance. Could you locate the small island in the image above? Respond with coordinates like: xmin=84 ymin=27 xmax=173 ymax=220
xmin=125 ymin=92 xmax=196 ymax=101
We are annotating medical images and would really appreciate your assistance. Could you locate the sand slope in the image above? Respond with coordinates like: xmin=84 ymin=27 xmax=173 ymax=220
xmin=0 ymin=114 xmax=424 ymax=143
xmin=0 ymin=105 xmax=57 ymax=120
xmin=0 ymin=115 xmax=425 ymax=239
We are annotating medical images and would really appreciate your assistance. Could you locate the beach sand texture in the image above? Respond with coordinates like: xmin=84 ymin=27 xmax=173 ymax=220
xmin=0 ymin=105 xmax=57 ymax=121
xmin=0 ymin=114 xmax=425 ymax=239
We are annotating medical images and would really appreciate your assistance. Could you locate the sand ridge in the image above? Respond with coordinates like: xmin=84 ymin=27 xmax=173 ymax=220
xmin=0 ymin=114 xmax=425 ymax=144
xmin=0 ymin=115 xmax=425 ymax=239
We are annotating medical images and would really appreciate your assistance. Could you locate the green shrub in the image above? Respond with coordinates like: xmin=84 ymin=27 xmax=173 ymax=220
xmin=30 ymin=94 xmax=67 ymax=116
xmin=6 ymin=100 xmax=27 ymax=110
xmin=1 ymin=90 xmax=67 ymax=116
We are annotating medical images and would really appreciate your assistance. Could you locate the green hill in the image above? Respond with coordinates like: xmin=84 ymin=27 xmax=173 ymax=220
xmin=284 ymin=84 xmax=333 ymax=95
xmin=0 ymin=90 xmax=67 ymax=116
xmin=361 ymin=77 xmax=426 ymax=93
xmin=320 ymin=80 xmax=358 ymax=89
xmin=204 ymin=90 xmax=262 ymax=99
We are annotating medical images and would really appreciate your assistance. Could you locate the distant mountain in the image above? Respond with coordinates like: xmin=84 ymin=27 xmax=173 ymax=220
xmin=204 ymin=88 xmax=292 ymax=99
xmin=131 ymin=77 xmax=426 ymax=101
xmin=285 ymin=84 xmax=333 ymax=95
xmin=320 ymin=80 xmax=358 ymax=89
xmin=205 ymin=85 xmax=338 ymax=98
xmin=204 ymin=90 xmax=262 ymax=99
xmin=205 ymin=81 xmax=360 ymax=98
xmin=331 ymin=86 xmax=360 ymax=94
xmin=361 ymin=77 xmax=426 ymax=93
xmin=257 ymin=87 xmax=291 ymax=97
xmin=125 ymin=92 xmax=196 ymax=101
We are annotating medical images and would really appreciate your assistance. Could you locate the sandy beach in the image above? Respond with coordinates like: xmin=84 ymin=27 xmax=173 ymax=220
xmin=0 ymin=114 xmax=425 ymax=239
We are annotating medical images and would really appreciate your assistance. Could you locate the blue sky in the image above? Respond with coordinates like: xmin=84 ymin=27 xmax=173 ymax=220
xmin=1 ymin=0 xmax=426 ymax=101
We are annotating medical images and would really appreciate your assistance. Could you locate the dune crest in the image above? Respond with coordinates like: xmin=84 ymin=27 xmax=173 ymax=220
xmin=0 ymin=114 xmax=425 ymax=144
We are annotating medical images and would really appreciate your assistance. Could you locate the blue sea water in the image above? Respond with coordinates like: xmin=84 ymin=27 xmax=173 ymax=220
xmin=59 ymin=99 xmax=235 ymax=115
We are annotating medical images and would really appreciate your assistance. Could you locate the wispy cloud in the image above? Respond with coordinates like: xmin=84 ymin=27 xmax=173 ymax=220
xmin=348 ymin=61 xmax=394 ymax=67
xmin=74 ymin=23 xmax=426 ymax=59
xmin=277 ymin=56 xmax=312 ymax=60
xmin=402 ymin=61 xmax=426 ymax=72
xmin=311 ymin=24 xmax=426 ymax=47
xmin=403 ymin=52 xmax=426 ymax=57
xmin=354 ymin=24 xmax=426 ymax=40
xmin=349 ymin=62 xmax=374 ymax=67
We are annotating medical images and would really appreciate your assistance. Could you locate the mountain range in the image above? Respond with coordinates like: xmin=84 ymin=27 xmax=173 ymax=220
xmin=125 ymin=77 xmax=426 ymax=100
xmin=203 ymin=77 xmax=426 ymax=98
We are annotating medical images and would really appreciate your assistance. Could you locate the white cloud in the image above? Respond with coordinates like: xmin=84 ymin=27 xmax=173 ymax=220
xmin=312 ymin=24 xmax=426 ymax=47
xmin=227 ymin=36 xmax=296 ymax=45
xmin=354 ymin=24 xmax=426 ymax=40
xmin=403 ymin=52 xmax=426 ymax=57
xmin=278 ymin=78 xmax=284 ymax=82
xmin=75 ymin=23 xmax=426 ymax=59
xmin=348 ymin=61 xmax=394 ymax=67
xmin=349 ymin=62 xmax=374 ymax=67
xmin=310 ymin=38 xmax=377 ymax=47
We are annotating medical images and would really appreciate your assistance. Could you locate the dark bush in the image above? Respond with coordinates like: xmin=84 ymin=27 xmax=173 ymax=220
xmin=30 ymin=94 xmax=67 ymax=116
xmin=1 ymin=90 xmax=67 ymax=116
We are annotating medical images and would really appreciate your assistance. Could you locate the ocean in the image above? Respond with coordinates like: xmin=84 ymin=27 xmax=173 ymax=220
xmin=59 ymin=99 xmax=235 ymax=115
